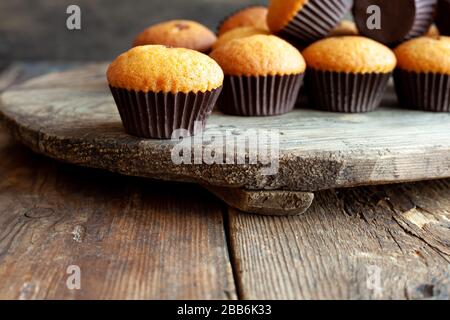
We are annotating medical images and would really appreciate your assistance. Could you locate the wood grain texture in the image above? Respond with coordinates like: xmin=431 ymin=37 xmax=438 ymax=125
xmin=228 ymin=181 xmax=450 ymax=300
xmin=0 ymin=64 xmax=236 ymax=300
xmin=206 ymin=186 xmax=314 ymax=216
xmin=2 ymin=63 xmax=450 ymax=301
xmin=0 ymin=131 xmax=236 ymax=299
xmin=1 ymin=63 xmax=450 ymax=193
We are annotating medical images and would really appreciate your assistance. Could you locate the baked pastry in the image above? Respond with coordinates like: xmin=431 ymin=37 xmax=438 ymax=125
xmin=107 ymin=45 xmax=223 ymax=138
xmin=267 ymin=0 xmax=353 ymax=45
xmin=328 ymin=20 xmax=359 ymax=37
xmin=212 ymin=27 xmax=270 ymax=50
xmin=353 ymin=0 xmax=438 ymax=47
xmin=302 ymin=36 xmax=396 ymax=113
xmin=210 ymin=35 xmax=305 ymax=116
xmin=426 ymin=24 xmax=440 ymax=37
xmin=133 ymin=20 xmax=216 ymax=53
xmin=394 ymin=36 xmax=450 ymax=112
xmin=218 ymin=6 xmax=268 ymax=36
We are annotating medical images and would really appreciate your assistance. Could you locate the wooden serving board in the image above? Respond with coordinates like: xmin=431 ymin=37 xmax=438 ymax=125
xmin=1 ymin=63 xmax=450 ymax=215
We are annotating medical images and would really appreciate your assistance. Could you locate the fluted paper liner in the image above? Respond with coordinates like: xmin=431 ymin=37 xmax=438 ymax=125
xmin=278 ymin=0 xmax=353 ymax=45
xmin=436 ymin=0 xmax=450 ymax=36
xmin=218 ymin=74 xmax=304 ymax=116
xmin=405 ymin=0 xmax=438 ymax=41
xmin=306 ymin=70 xmax=391 ymax=113
xmin=110 ymin=86 xmax=222 ymax=139
xmin=394 ymin=70 xmax=450 ymax=112
xmin=354 ymin=0 xmax=437 ymax=46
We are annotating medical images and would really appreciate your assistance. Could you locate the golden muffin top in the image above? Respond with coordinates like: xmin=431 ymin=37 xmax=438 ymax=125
xmin=328 ymin=20 xmax=359 ymax=37
xmin=426 ymin=25 xmax=440 ymax=38
xmin=218 ymin=6 xmax=269 ymax=36
xmin=267 ymin=0 xmax=307 ymax=33
xmin=212 ymin=27 xmax=271 ymax=50
xmin=210 ymin=35 xmax=306 ymax=76
xmin=107 ymin=45 xmax=224 ymax=93
xmin=394 ymin=37 xmax=450 ymax=74
xmin=133 ymin=20 xmax=216 ymax=53
xmin=302 ymin=36 xmax=397 ymax=73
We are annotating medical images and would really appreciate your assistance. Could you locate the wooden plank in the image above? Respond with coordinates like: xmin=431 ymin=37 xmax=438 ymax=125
xmin=0 ymin=131 xmax=236 ymax=299
xmin=2 ymin=63 xmax=450 ymax=195
xmin=205 ymin=186 xmax=314 ymax=216
xmin=228 ymin=181 xmax=450 ymax=300
xmin=0 ymin=65 xmax=236 ymax=300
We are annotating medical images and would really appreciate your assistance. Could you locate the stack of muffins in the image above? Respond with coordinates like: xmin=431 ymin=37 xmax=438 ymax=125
xmin=107 ymin=0 xmax=450 ymax=139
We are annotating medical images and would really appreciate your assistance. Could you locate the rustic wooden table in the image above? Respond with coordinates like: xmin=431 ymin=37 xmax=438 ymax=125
xmin=0 ymin=63 xmax=449 ymax=300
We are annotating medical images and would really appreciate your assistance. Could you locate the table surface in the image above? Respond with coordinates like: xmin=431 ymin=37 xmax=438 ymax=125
xmin=0 ymin=63 xmax=449 ymax=300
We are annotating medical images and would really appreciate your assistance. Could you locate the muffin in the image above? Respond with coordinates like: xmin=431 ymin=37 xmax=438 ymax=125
xmin=267 ymin=0 xmax=353 ymax=45
xmin=436 ymin=0 xmax=450 ymax=36
xmin=133 ymin=20 xmax=217 ymax=53
xmin=302 ymin=36 xmax=397 ymax=113
xmin=394 ymin=37 xmax=450 ymax=112
xmin=217 ymin=6 xmax=269 ymax=36
xmin=107 ymin=45 xmax=224 ymax=139
xmin=210 ymin=35 xmax=305 ymax=116
xmin=212 ymin=27 xmax=271 ymax=50
xmin=354 ymin=0 xmax=438 ymax=47
xmin=328 ymin=20 xmax=359 ymax=37
xmin=426 ymin=24 xmax=440 ymax=37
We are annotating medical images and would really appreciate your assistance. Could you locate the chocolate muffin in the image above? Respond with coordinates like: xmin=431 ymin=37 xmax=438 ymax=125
xmin=302 ymin=36 xmax=397 ymax=113
xmin=210 ymin=35 xmax=305 ymax=116
xmin=394 ymin=36 xmax=450 ymax=112
xmin=212 ymin=27 xmax=271 ymax=50
xmin=267 ymin=0 xmax=353 ymax=45
xmin=133 ymin=20 xmax=217 ymax=53
xmin=436 ymin=0 xmax=450 ymax=36
xmin=353 ymin=0 xmax=438 ymax=47
xmin=107 ymin=45 xmax=224 ymax=139
xmin=218 ymin=6 xmax=269 ymax=36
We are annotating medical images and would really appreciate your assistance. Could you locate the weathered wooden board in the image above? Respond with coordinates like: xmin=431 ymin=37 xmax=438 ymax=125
xmin=228 ymin=180 xmax=450 ymax=300
xmin=1 ymin=63 xmax=450 ymax=196
xmin=2 ymin=63 xmax=450 ymax=300
xmin=0 ymin=64 xmax=237 ymax=299
xmin=0 ymin=127 xmax=236 ymax=299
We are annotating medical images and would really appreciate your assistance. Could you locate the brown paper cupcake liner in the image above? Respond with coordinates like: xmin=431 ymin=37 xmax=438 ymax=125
xmin=295 ymin=85 xmax=310 ymax=109
xmin=217 ymin=74 xmax=304 ymax=116
xmin=306 ymin=70 xmax=391 ymax=113
xmin=110 ymin=86 xmax=222 ymax=139
xmin=353 ymin=0 xmax=437 ymax=46
xmin=279 ymin=0 xmax=353 ymax=45
xmin=394 ymin=69 xmax=450 ymax=112
xmin=405 ymin=0 xmax=438 ymax=41
xmin=436 ymin=0 xmax=450 ymax=36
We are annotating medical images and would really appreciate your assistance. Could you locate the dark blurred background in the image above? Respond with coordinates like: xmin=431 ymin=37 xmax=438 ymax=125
xmin=0 ymin=0 xmax=266 ymax=66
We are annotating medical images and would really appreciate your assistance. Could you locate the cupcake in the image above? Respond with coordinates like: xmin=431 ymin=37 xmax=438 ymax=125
xmin=212 ymin=27 xmax=271 ymax=50
xmin=210 ymin=35 xmax=305 ymax=116
xmin=267 ymin=0 xmax=353 ymax=45
xmin=302 ymin=36 xmax=397 ymax=113
xmin=217 ymin=6 xmax=269 ymax=36
xmin=107 ymin=45 xmax=224 ymax=139
xmin=328 ymin=20 xmax=359 ymax=37
xmin=133 ymin=20 xmax=217 ymax=53
xmin=436 ymin=0 xmax=450 ymax=36
xmin=394 ymin=37 xmax=450 ymax=112
xmin=426 ymin=24 xmax=440 ymax=37
xmin=353 ymin=0 xmax=438 ymax=47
